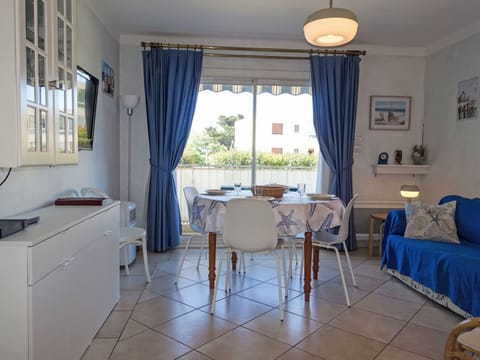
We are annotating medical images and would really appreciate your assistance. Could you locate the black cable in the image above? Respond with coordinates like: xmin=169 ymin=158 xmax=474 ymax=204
xmin=0 ymin=168 xmax=12 ymax=186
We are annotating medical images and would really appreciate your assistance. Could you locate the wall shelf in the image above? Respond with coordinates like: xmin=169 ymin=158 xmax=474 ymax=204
xmin=372 ymin=164 xmax=432 ymax=176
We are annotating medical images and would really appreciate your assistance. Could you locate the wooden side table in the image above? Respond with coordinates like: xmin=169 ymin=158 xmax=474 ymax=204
xmin=368 ymin=212 xmax=388 ymax=257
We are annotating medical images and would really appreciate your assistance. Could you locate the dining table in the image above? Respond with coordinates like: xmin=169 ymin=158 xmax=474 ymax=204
xmin=190 ymin=191 xmax=345 ymax=301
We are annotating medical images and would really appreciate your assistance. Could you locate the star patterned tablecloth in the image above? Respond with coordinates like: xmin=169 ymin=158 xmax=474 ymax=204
xmin=190 ymin=192 xmax=345 ymax=236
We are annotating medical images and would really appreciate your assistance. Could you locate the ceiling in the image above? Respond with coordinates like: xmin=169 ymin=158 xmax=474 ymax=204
xmin=84 ymin=0 xmax=480 ymax=49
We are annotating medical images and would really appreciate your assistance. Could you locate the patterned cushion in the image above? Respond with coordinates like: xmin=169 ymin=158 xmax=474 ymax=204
xmin=404 ymin=201 xmax=460 ymax=243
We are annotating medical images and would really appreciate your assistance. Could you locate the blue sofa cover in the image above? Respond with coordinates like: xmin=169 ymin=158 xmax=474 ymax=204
xmin=381 ymin=195 xmax=480 ymax=317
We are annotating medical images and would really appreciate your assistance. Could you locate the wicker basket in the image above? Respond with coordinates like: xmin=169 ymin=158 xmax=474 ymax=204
xmin=253 ymin=185 xmax=287 ymax=199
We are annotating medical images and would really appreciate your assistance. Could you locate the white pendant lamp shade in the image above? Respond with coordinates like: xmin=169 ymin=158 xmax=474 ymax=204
xmin=121 ymin=94 xmax=140 ymax=116
xmin=304 ymin=5 xmax=358 ymax=47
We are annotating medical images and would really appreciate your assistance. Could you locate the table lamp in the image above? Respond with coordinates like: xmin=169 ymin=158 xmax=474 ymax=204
xmin=400 ymin=184 xmax=420 ymax=203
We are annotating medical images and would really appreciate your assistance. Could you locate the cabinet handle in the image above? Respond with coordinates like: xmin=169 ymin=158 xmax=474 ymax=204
xmin=48 ymin=79 xmax=64 ymax=90
xmin=104 ymin=230 xmax=113 ymax=236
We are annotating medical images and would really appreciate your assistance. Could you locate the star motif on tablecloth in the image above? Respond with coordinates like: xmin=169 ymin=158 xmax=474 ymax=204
xmin=191 ymin=198 xmax=205 ymax=225
xmin=277 ymin=209 xmax=298 ymax=233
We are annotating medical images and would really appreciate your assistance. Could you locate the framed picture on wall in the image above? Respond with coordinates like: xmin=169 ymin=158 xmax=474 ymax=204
xmin=457 ymin=77 xmax=478 ymax=120
xmin=369 ymin=95 xmax=411 ymax=130
xmin=102 ymin=60 xmax=114 ymax=97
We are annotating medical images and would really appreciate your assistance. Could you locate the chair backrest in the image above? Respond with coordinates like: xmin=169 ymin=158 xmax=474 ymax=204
xmin=336 ymin=194 xmax=359 ymax=244
xmin=183 ymin=186 xmax=203 ymax=233
xmin=224 ymin=198 xmax=278 ymax=252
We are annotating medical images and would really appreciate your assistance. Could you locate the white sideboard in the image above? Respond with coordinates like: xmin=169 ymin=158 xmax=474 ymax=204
xmin=0 ymin=202 xmax=120 ymax=360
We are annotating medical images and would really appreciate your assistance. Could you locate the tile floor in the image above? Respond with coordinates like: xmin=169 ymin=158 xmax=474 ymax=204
xmin=82 ymin=246 xmax=463 ymax=360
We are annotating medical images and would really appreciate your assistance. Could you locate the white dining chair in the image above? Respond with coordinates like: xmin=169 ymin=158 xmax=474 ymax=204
xmin=175 ymin=186 xmax=208 ymax=284
xmin=311 ymin=193 xmax=359 ymax=307
xmin=119 ymin=226 xmax=151 ymax=283
xmin=210 ymin=198 xmax=284 ymax=321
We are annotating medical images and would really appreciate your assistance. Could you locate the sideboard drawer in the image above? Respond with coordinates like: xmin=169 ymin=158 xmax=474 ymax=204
xmin=28 ymin=209 xmax=113 ymax=285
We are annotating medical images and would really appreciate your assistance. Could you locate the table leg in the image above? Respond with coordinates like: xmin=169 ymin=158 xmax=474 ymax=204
xmin=231 ymin=251 xmax=237 ymax=271
xmin=208 ymin=232 xmax=216 ymax=289
xmin=303 ymin=231 xmax=312 ymax=302
xmin=313 ymin=246 xmax=319 ymax=280
xmin=379 ymin=222 xmax=385 ymax=257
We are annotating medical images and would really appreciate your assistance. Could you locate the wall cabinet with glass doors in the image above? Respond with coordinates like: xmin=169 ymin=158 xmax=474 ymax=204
xmin=0 ymin=0 xmax=77 ymax=167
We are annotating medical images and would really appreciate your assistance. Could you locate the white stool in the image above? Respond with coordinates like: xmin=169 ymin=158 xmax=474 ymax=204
xmin=119 ymin=227 xmax=151 ymax=283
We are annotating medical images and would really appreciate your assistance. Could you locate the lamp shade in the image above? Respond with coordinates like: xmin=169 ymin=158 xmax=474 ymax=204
xmin=304 ymin=7 xmax=358 ymax=47
xmin=400 ymin=184 xmax=420 ymax=199
xmin=121 ymin=94 xmax=140 ymax=110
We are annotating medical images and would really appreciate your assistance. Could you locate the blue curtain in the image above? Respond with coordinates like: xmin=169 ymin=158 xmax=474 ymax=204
xmin=142 ymin=48 xmax=203 ymax=252
xmin=310 ymin=55 xmax=360 ymax=250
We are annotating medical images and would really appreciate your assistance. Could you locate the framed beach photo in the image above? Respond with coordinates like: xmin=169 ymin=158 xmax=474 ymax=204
xmin=369 ymin=96 xmax=411 ymax=130
xmin=457 ymin=77 xmax=478 ymax=120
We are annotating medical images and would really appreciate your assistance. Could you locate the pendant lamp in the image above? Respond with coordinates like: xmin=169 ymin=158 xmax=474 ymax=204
xmin=304 ymin=0 xmax=358 ymax=47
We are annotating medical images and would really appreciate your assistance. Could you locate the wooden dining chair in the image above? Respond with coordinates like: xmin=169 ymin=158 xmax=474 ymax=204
xmin=210 ymin=198 xmax=284 ymax=321
xmin=444 ymin=317 xmax=480 ymax=359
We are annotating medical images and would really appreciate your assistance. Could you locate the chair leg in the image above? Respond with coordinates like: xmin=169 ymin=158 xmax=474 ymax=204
xmin=141 ymin=236 xmax=151 ymax=283
xmin=343 ymin=242 xmax=357 ymax=287
xmin=196 ymin=235 xmax=205 ymax=269
xmin=210 ymin=252 xmax=225 ymax=315
xmin=175 ymin=235 xmax=193 ymax=284
xmin=334 ymin=247 xmax=351 ymax=307
xmin=274 ymin=251 xmax=284 ymax=321
xmin=123 ymin=245 xmax=130 ymax=275
xmin=299 ymin=241 xmax=304 ymax=279
xmin=282 ymin=245 xmax=289 ymax=298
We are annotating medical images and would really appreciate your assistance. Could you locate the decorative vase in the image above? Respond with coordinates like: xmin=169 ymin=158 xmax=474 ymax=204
xmin=411 ymin=145 xmax=426 ymax=165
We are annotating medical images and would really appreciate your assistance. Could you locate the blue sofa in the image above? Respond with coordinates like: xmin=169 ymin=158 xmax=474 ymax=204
xmin=381 ymin=195 xmax=480 ymax=318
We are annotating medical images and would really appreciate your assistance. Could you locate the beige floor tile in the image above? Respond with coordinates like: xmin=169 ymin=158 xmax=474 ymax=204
xmin=163 ymin=283 xmax=219 ymax=308
xmin=120 ymin=319 xmax=149 ymax=340
xmin=284 ymin=295 xmax=347 ymax=323
xmin=175 ymin=264 xmax=210 ymax=282
xmin=138 ymin=289 xmax=161 ymax=303
xmin=146 ymin=273 xmax=196 ymax=294
xmin=330 ymin=307 xmax=406 ymax=343
xmin=296 ymin=325 xmax=385 ymax=360
xmin=243 ymin=309 xmax=323 ymax=346
xmin=131 ymin=296 xmax=194 ymax=328
xmin=411 ymin=303 xmax=463 ymax=332
xmin=120 ymin=274 xmax=148 ymax=291
xmin=391 ymin=323 xmax=449 ymax=359
xmin=354 ymin=292 xmax=423 ymax=321
xmin=276 ymin=347 xmax=325 ymax=360
xmin=204 ymin=295 xmax=272 ymax=325
xmin=110 ymin=330 xmax=191 ymax=360
xmin=310 ymin=264 xmax=346 ymax=282
xmin=120 ymin=257 xmax=156 ymax=277
xmin=81 ymin=338 xmax=117 ymax=360
xmin=155 ymin=310 xmax=237 ymax=348
xmin=329 ymin=273 xmax=388 ymax=292
xmin=176 ymin=350 xmax=214 ymax=359
xmin=115 ymin=289 xmax=142 ymax=311
xmin=213 ymin=272 xmax=263 ymax=293
xmin=311 ymin=281 xmax=369 ymax=306
xmin=96 ymin=311 xmax=131 ymax=338
xmin=241 ymin=264 xmax=284 ymax=282
xmin=237 ymin=282 xmax=294 ymax=307
xmin=197 ymin=326 xmax=290 ymax=360
xmin=352 ymin=263 xmax=391 ymax=280
xmin=376 ymin=345 xmax=432 ymax=360
xmin=374 ymin=279 xmax=427 ymax=304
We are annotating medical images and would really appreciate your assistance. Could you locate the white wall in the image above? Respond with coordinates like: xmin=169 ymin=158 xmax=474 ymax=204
xmin=0 ymin=1 xmax=119 ymax=217
xmin=422 ymin=33 xmax=480 ymax=202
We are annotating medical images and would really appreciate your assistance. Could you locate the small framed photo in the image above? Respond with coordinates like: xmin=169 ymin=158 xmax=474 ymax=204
xmin=369 ymin=96 xmax=411 ymax=130
xmin=102 ymin=60 xmax=114 ymax=97
xmin=457 ymin=77 xmax=478 ymax=120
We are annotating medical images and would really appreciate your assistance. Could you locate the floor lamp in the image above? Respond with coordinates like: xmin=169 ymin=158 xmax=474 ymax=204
xmin=121 ymin=94 xmax=140 ymax=200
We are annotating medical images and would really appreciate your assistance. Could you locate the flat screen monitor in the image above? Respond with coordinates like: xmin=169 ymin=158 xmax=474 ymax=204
xmin=77 ymin=66 xmax=99 ymax=150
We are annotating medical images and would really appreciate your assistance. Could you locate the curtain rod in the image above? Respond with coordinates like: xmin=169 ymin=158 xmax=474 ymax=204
xmin=141 ymin=42 xmax=366 ymax=60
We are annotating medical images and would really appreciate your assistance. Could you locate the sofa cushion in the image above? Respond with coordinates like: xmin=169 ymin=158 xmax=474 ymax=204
xmin=440 ymin=195 xmax=480 ymax=244
xmin=404 ymin=201 xmax=460 ymax=243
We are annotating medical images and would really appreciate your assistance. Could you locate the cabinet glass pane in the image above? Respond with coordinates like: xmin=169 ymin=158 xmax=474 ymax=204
xmin=66 ymin=0 xmax=72 ymax=22
xmin=38 ymin=0 xmax=46 ymax=50
xmin=57 ymin=0 xmax=64 ymax=15
xmin=39 ymin=54 xmax=46 ymax=106
xmin=40 ymin=110 xmax=47 ymax=152
xmin=57 ymin=18 xmax=64 ymax=64
xmin=66 ymin=72 xmax=73 ymax=115
xmin=26 ymin=47 xmax=36 ymax=102
xmin=58 ymin=115 xmax=66 ymax=153
xmin=58 ymin=68 xmax=65 ymax=112
xmin=27 ymin=107 xmax=36 ymax=152
xmin=67 ymin=117 xmax=74 ymax=153
xmin=66 ymin=26 xmax=72 ymax=69
xmin=26 ymin=0 xmax=35 ymax=43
